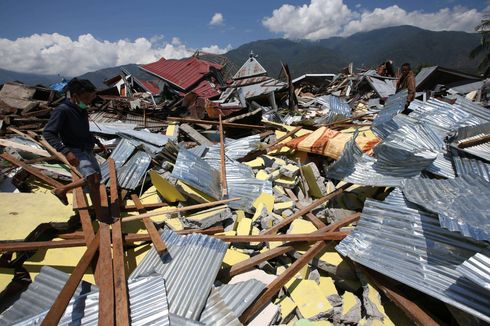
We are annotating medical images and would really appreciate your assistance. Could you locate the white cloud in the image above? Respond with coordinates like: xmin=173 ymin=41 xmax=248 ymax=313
xmin=263 ymin=0 xmax=485 ymax=40
xmin=209 ymin=12 xmax=224 ymax=26
xmin=201 ymin=44 xmax=233 ymax=54
xmin=0 ymin=33 xmax=232 ymax=76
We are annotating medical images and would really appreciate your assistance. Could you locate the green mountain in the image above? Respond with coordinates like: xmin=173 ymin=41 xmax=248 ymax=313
xmin=225 ymin=25 xmax=482 ymax=77
xmin=0 ymin=68 xmax=64 ymax=86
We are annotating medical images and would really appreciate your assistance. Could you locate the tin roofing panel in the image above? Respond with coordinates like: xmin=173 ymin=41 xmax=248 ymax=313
xmin=457 ymin=253 xmax=490 ymax=292
xmin=140 ymin=57 xmax=221 ymax=91
xmin=336 ymin=198 xmax=490 ymax=322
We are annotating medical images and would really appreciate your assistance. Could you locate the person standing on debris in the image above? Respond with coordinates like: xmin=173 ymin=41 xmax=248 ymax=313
xmin=43 ymin=79 xmax=107 ymax=221
xmin=396 ymin=63 xmax=416 ymax=112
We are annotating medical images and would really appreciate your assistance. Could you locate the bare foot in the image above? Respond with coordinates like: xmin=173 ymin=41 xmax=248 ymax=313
xmin=51 ymin=189 xmax=69 ymax=206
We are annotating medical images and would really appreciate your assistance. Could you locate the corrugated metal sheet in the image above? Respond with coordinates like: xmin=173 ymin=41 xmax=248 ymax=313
xmin=233 ymin=56 xmax=267 ymax=80
xmin=169 ymin=314 xmax=205 ymax=326
xmin=415 ymin=66 xmax=438 ymax=87
xmin=140 ymin=57 xmax=222 ymax=91
xmin=0 ymin=266 xmax=95 ymax=326
xmin=172 ymin=148 xmax=221 ymax=199
xmin=205 ymin=135 xmax=261 ymax=161
xmin=371 ymin=92 xmax=407 ymax=139
xmin=452 ymin=152 xmax=490 ymax=181
xmin=402 ymin=175 xmax=490 ymax=242
xmin=129 ymin=230 xmax=228 ymax=320
xmin=366 ymin=76 xmax=396 ymax=98
xmin=89 ymin=121 xmax=137 ymax=135
xmin=457 ymin=253 xmax=490 ymax=292
xmin=452 ymin=94 xmax=490 ymax=122
xmin=217 ymin=279 xmax=266 ymax=316
xmin=199 ymin=288 xmax=242 ymax=326
xmin=239 ymin=78 xmax=287 ymax=99
xmin=408 ymin=99 xmax=482 ymax=132
xmin=100 ymin=139 xmax=137 ymax=182
xmin=190 ymin=80 xmax=221 ymax=98
xmin=117 ymin=129 xmax=168 ymax=147
xmin=12 ymin=276 xmax=170 ymax=326
xmin=325 ymin=134 xmax=426 ymax=187
xmin=138 ymin=79 xmax=161 ymax=95
xmin=336 ymin=198 xmax=490 ymax=323
xmin=117 ymin=150 xmax=152 ymax=190
xmin=313 ymin=95 xmax=352 ymax=125
xmin=451 ymin=122 xmax=490 ymax=162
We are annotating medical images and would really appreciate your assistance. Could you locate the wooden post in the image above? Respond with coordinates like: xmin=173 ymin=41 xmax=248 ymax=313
xmin=130 ymin=194 xmax=167 ymax=254
xmin=219 ymin=114 xmax=228 ymax=198
xmin=40 ymin=232 xmax=100 ymax=326
xmin=108 ymin=159 xmax=130 ymax=326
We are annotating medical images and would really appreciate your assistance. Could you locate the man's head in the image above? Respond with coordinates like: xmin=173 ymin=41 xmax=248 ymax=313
xmin=66 ymin=79 xmax=96 ymax=109
xmin=401 ymin=63 xmax=411 ymax=76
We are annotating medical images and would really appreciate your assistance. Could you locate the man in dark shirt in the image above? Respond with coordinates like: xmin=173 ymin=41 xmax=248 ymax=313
xmin=396 ymin=62 xmax=416 ymax=112
xmin=44 ymin=79 xmax=106 ymax=220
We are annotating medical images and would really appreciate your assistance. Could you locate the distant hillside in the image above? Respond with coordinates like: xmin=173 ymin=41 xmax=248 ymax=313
xmin=0 ymin=68 xmax=64 ymax=86
xmin=76 ymin=63 xmax=158 ymax=89
xmin=225 ymin=39 xmax=349 ymax=78
xmin=0 ymin=26 xmax=483 ymax=87
xmin=226 ymin=25 xmax=482 ymax=77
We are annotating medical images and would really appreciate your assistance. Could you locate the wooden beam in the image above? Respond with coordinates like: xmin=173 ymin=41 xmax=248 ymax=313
xmin=121 ymin=197 xmax=240 ymax=222
xmin=0 ymin=152 xmax=63 ymax=188
xmin=123 ymin=202 xmax=168 ymax=212
xmin=219 ymin=114 xmax=228 ymax=198
xmin=108 ymin=158 xmax=130 ymax=326
xmin=457 ymin=134 xmax=490 ymax=149
xmin=285 ymin=188 xmax=327 ymax=230
xmin=179 ymin=123 xmax=213 ymax=146
xmin=214 ymin=232 xmax=347 ymax=242
xmin=362 ymin=267 xmax=440 ymax=326
xmin=37 ymin=136 xmax=83 ymax=178
xmin=263 ymin=184 xmax=350 ymax=235
xmin=130 ymin=194 xmax=167 ymax=254
xmin=167 ymin=117 xmax=270 ymax=130
xmin=97 ymin=223 xmax=115 ymax=326
xmin=40 ymin=232 xmax=100 ymax=326
xmin=239 ymin=240 xmax=327 ymax=323
xmin=266 ymin=126 xmax=302 ymax=151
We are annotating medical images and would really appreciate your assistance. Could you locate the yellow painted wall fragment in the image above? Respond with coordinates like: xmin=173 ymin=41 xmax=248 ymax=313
xmin=149 ymin=170 xmax=186 ymax=203
xmin=274 ymin=185 xmax=286 ymax=195
xmin=276 ymin=295 xmax=297 ymax=321
xmin=289 ymin=219 xmax=317 ymax=235
xmin=165 ymin=218 xmax=184 ymax=231
xmin=237 ymin=218 xmax=252 ymax=235
xmin=245 ymin=157 xmax=265 ymax=168
xmin=256 ymin=170 xmax=269 ymax=180
xmin=342 ymin=291 xmax=359 ymax=315
xmin=253 ymin=193 xmax=275 ymax=212
xmin=235 ymin=210 xmax=245 ymax=226
xmin=185 ymin=205 xmax=227 ymax=221
xmin=223 ymin=249 xmax=250 ymax=267
xmin=176 ymin=181 xmax=214 ymax=203
xmin=286 ymin=279 xmax=333 ymax=319
xmin=274 ymin=201 xmax=294 ymax=211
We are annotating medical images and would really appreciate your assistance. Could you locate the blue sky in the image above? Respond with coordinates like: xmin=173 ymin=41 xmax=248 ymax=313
xmin=0 ymin=0 xmax=487 ymax=75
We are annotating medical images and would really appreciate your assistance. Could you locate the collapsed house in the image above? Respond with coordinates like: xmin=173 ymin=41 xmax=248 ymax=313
xmin=0 ymin=53 xmax=489 ymax=326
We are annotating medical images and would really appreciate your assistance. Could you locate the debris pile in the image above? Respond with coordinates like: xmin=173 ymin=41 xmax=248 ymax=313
xmin=0 ymin=54 xmax=489 ymax=326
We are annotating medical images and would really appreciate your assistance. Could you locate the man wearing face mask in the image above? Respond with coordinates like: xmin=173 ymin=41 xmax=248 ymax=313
xmin=43 ymin=79 xmax=108 ymax=221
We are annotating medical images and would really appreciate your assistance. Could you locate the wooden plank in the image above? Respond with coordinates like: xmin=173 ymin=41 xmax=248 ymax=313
xmin=97 ymin=223 xmax=115 ymax=326
xmin=264 ymin=184 xmax=350 ymax=235
xmin=219 ymin=114 xmax=228 ymax=197
xmin=285 ymin=188 xmax=327 ymax=230
xmin=122 ymin=197 xmax=240 ymax=222
xmin=40 ymin=232 xmax=100 ymax=326
xmin=362 ymin=267 xmax=440 ymax=326
xmin=214 ymin=232 xmax=347 ymax=242
xmin=458 ymin=134 xmax=490 ymax=149
xmin=239 ymin=240 xmax=327 ymax=324
xmin=220 ymin=245 xmax=295 ymax=280
xmin=167 ymin=117 xmax=270 ymax=130
xmin=0 ymin=139 xmax=50 ymax=157
xmin=179 ymin=123 xmax=213 ymax=146
xmin=266 ymin=126 xmax=302 ymax=151
xmin=130 ymin=194 xmax=167 ymax=254
xmin=108 ymin=158 xmax=130 ymax=326
xmin=72 ymin=175 xmax=95 ymax=243
xmin=123 ymin=202 xmax=168 ymax=211
xmin=37 ymin=136 xmax=83 ymax=178
xmin=0 ymin=152 xmax=63 ymax=188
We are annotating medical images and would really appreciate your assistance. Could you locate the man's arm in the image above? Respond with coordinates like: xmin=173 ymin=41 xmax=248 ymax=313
xmin=43 ymin=108 xmax=70 ymax=154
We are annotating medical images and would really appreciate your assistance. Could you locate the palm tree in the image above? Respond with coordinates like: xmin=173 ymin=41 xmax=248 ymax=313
xmin=470 ymin=17 xmax=490 ymax=77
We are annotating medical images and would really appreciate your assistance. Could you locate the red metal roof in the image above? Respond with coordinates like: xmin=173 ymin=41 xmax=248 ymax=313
xmin=190 ymin=80 xmax=221 ymax=99
xmin=139 ymin=80 xmax=160 ymax=95
xmin=140 ymin=57 xmax=222 ymax=91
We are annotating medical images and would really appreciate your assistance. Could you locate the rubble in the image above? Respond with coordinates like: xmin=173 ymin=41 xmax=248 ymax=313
xmin=0 ymin=52 xmax=489 ymax=326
